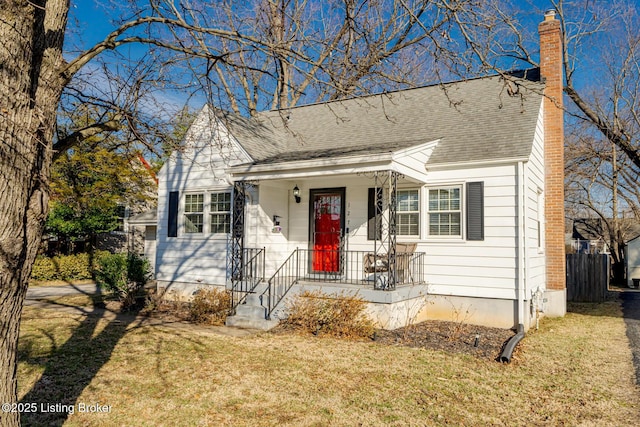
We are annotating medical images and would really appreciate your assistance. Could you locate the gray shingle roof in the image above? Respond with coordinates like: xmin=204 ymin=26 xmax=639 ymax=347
xmin=221 ymin=71 xmax=544 ymax=166
xmin=127 ymin=210 xmax=157 ymax=225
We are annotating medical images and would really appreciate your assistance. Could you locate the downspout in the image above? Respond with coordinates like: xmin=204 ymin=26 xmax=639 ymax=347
xmin=500 ymin=161 xmax=527 ymax=363
xmin=523 ymin=161 xmax=530 ymax=324
xmin=517 ymin=161 xmax=526 ymax=328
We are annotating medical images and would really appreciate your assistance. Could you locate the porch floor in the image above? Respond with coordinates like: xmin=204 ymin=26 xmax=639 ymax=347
xmin=286 ymin=280 xmax=429 ymax=304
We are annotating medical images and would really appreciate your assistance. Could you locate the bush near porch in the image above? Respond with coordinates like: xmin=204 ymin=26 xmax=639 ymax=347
xmin=279 ymin=291 xmax=376 ymax=339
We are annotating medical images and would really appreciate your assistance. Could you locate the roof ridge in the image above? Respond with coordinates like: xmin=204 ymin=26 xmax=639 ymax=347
xmin=259 ymin=67 xmax=542 ymax=115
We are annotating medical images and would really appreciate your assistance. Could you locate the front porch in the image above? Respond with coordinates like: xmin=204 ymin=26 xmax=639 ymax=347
xmin=227 ymin=243 xmax=426 ymax=325
xmin=227 ymin=245 xmax=428 ymax=330
xmin=261 ymin=246 xmax=426 ymax=318
xmin=228 ymin=167 xmax=429 ymax=321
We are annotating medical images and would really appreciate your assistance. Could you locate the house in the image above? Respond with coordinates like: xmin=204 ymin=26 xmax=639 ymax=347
xmin=568 ymin=217 xmax=640 ymax=255
xmin=568 ymin=218 xmax=610 ymax=254
xmin=127 ymin=210 xmax=158 ymax=274
xmin=153 ymin=11 xmax=567 ymax=330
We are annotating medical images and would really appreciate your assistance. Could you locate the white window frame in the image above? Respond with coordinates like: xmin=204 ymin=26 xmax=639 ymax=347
xmin=427 ymin=185 xmax=463 ymax=238
xmin=210 ymin=191 xmax=232 ymax=234
xmin=181 ymin=189 xmax=233 ymax=236
xmin=184 ymin=193 xmax=204 ymax=234
xmin=111 ymin=205 xmax=129 ymax=234
xmin=396 ymin=188 xmax=420 ymax=237
xmin=537 ymin=188 xmax=545 ymax=253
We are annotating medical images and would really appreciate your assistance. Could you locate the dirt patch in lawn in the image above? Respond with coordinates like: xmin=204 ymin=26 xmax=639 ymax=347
xmin=372 ymin=321 xmax=516 ymax=360
xmin=269 ymin=320 xmax=516 ymax=361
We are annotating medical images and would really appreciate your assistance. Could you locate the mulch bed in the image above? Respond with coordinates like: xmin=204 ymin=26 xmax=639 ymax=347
xmin=373 ymin=321 xmax=516 ymax=361
xmin=126 ymin=292 xmax=517 ymax=361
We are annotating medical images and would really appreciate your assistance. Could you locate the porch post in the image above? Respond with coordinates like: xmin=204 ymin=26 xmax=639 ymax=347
xmin=230 ymin=181 xmax=246 ymax=285
xmin=387 ymin=171 xmax=398 ymax=290
xmin=372 ymin=170 xmax=398 ymax=290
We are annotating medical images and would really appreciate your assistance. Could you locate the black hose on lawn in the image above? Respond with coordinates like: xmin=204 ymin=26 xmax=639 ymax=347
xmin=499 ymin=324 xmax=525 ymax=363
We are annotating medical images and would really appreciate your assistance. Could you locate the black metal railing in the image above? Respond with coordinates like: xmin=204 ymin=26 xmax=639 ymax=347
xmin=263 ymin=248 xmax=425 ymax=319
xmin=263 ymin=249 xmax=300 ymax=320
xmin=230 ymin=247 xmax=265 ymax=310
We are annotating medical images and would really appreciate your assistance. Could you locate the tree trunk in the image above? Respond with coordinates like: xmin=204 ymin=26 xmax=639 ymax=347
xmin=0 ymin=2 xmax=68 ymax=425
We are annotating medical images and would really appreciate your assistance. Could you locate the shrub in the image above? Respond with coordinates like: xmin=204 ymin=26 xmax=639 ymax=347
xmin=189 ymin=288 xmax=231 ymax=325
xmin=53 ymin=253 xmax=92 ymax=280
xmin=95 ymin=253 xmax=150 ymax=310
xmin=31 ymin=251 xmax=110 ymax=281
xmin=31 ymin=256 xmax=59 ymax=281
xmin=281 ymin=291 xmax=375 ymax=339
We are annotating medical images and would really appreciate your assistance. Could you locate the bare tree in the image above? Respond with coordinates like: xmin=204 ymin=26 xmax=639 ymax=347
xmin=556 ymin=0 xmax=640 ymax=281
xmin=565 ymin=126 xmax=640 ymax=282
xmin=428 ymin=0 xmax=640 ymax=283
xmin=0 ymin=1 xmax=470 ymax=424
xmin=436 ymin=0 xmax=640 ymax=170
xmin=159 ymin=0 xmax=461 ymax=114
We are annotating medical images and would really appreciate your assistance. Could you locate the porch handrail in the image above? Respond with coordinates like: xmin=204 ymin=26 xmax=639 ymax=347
xmin=263 ymin=248 xmax=300 ymax=320
xmin=261 ymin=248 xmax=426 ymax=319
xmin=230 ymin=247 xmax=266 ymax=310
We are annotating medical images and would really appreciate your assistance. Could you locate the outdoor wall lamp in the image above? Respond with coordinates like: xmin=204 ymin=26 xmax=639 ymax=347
xmin=293 ymin=185 xmax=301 ymax=203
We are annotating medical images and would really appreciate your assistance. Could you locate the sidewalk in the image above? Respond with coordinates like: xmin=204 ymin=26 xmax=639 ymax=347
xmin=26 ymin=283 xmax=101 ymax=300
xmin=621 ymin=292 xmax=640 ymax=387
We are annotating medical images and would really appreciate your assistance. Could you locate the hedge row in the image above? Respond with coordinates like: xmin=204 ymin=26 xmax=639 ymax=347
xmin=31 ymin=251 xmax=111 ymax=281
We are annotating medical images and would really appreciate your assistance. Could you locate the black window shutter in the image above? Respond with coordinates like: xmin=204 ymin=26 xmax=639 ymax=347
xmin=367 ymin=188 xmax=382 ymax=240
xmin=168 ymin=191 xmax=179 ymax=237
xmin=466 ymin=182 xmax=484 ymax=241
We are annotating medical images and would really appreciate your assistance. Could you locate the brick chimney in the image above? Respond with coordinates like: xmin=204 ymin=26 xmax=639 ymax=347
xmin=539 ymin=10 xmax=565 ymax=292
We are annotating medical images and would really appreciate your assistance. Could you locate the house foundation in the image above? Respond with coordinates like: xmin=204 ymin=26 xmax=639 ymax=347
xmin=157 ymin=280 xmax=544 ymax=332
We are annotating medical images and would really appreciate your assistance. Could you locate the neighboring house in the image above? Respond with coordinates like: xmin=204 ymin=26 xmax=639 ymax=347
xmin=97 ymin=156 xmax=158 ymax=255
xmin=568 ymin=217 xmax=640 ymax=254
xmin=154 ymin=12 xmax=567 ymax=330
xmin=127 ymin=210 xmax=158 ymax=274
xmin=568 ymin=218 xmax=610 ymax=254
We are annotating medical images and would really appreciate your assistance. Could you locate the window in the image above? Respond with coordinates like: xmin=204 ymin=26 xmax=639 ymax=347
xmin=210 ymin=192 xmax=231 ymax=233
xmin=184 ymin=194 xmax=204 ymax=233
xmin=428 ymin=187 xmax=461 ymax=236
xmin=397 ymin=189 xmax=420 ymax=236
xmin=114 ymin=205 xmax=128 ymax=233
xmin=537 ymin=189 xmax=544 ymax=250
xmin=181 ymin=191 xmax=232 ymax=235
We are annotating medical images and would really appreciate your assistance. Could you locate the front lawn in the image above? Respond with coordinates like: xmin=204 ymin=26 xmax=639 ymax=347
xmin=17 ymin=301 xmax=639 ymax=426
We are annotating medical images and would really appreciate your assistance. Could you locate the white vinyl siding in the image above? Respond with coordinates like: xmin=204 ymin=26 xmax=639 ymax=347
xmin=428 ymin=187 xmax=461 ymax=236
xmin=422 ymin=165 xmax=518 ymax=298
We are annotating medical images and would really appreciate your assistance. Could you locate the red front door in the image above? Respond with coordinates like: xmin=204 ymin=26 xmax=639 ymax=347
xmin=311 ymin=189 xmax=344 ymax=273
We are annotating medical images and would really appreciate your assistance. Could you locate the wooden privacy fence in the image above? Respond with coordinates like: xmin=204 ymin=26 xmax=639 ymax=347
xmin=566 ymin=253 xmax=610 ymax=302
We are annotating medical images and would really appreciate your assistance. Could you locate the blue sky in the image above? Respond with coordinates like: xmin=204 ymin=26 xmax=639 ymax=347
xmin=68 ymin=2 xmax=118 ymax=50
xmin=64 ymin=0 xmax=604 ymax=114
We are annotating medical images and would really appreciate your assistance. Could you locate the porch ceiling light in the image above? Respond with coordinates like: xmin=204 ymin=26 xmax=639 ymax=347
xmin=293 ymin=185 xmax=301 ymax=204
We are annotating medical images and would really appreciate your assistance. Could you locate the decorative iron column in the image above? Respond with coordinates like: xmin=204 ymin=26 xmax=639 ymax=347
xmin=387 ymin=171 xmax=398 ymax=289
xmin=372 ymin=170 xmax=399 ymax=290
xmin=230 ymin=181 xmax=246 ymax=284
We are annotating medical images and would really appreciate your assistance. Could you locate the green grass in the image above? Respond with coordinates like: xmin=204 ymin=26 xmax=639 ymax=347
xmin=16 ymin=300 xmax=639 ymax=426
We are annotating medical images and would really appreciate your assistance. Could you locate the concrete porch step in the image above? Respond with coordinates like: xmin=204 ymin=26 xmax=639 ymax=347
xmin=225 ymin=288 xmax=279 ymax=331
